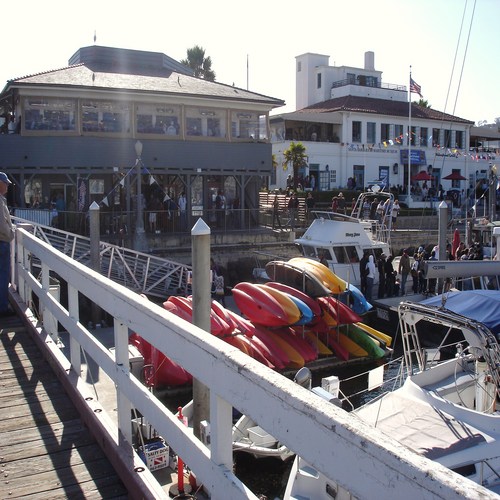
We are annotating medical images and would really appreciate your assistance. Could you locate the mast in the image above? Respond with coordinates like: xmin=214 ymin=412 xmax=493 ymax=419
xmin=408 ymin=67 xmax=412 ymax=204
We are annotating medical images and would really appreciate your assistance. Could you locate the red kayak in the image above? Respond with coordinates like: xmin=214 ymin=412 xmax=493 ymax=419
xmin=317 ymin=296 xmax=362 ymax=325
xmin=273 ymin=327 xmax=318 ymax=363
xmin=211 ymin=300 xmax=238 ymax=334
xmin=246 ymin=334 xmax=286 ymax=370
xmin=265 ymin=282 xmax=322 ymax=322
xmin=232 ymin=283 xmax=290 ymax=327
xmin=314 ymin=328 xmax=350 ymax=361
xmin=167 ymin=296 xmax=231 ymax=336
xmin=129 ymin=332 xmax=192 ymax=387
xmin=251 ymin=324 xmax=292 ymax=367
xmin=233 ymin=334 xmax=276 ymax=369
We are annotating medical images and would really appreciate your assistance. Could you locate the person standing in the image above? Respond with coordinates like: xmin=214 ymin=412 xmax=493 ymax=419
xmin=377 ymin=253 xmax=387 ymax=298
xmin=384 ymin=255 xmax=396 ymax=297
xmin=305 ymin=192 xmax=315 ymax=222
xmin=398 ymin=248 xmax=411 ymax=296
xmin=411 ymin=253 xmax=420 ymax=293
xmin=365 ymin=255 xmax=376 ymax=303
xmin=178 ymin=192 xmax=187 ymax=230
xmin=331 ymin=196 xmax=338 ymax=213
xmin=287 ymin=192 xmax=299 ymax=229
xmin=337 ymin=192 xmax=346 ymax=214
xmin=0 ymin=172 xmax=15 ymax=316
xmin=359 ymin=251 xmax=369 ymax=295
xmin=391 ymin=199 xmax=401 ymax=230
xmin=272 ymin=194 xmax=282 ymax=230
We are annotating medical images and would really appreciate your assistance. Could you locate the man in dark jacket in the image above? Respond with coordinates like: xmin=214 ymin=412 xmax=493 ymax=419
xmin=359 ymin=251 xmax=369 ymax=295
xmin=377 ymin=253 xmax=387 ymax=298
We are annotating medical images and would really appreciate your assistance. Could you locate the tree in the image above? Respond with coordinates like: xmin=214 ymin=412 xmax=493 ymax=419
xmin=415 ymin=98 xmax=431 ymax=108
xmin=180 ymin=46 xmax=216 ymax=81
xmin=283 ymin=142 xmax=308 ymax=190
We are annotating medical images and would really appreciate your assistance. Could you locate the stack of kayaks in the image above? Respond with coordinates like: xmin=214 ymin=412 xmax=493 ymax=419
xmin=130 ymin=257 xmax=392 ymax=388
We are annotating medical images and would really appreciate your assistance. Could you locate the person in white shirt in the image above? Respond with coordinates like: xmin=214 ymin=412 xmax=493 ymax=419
xmin=391 ymin=199 xmax=401 ymax=229
xmin=178 ymin=192 xmax=187 ymax=230
xmin=365 ymin=255 xmax=376 ymax=303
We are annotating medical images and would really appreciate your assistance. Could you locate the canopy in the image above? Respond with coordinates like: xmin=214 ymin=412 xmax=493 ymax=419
xmin=412 ymin=171 xmax=434 ymax=181
xmin=422 ymin=290 xmax=500 ymax=335
xmin=443 ymin=172 xmax=467 ymax=181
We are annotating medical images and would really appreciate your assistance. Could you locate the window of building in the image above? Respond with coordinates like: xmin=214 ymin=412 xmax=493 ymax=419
xmin=23 ymin=97 xmax=76 ymax=132
xmin=367 ymin=122 xmax=376 ymax=143
xmin=420 ymin=127 xmax=428 ymax=147
xmin=317 ymin=73 xmax=322 ymax=89
xmin=82 ymin=100 xmax=130 ymax=133
xmin=231 ymin=111 xmax=268 ymax=140
xmin=394 ymin=124 xmax=404 ymax=143
xmin=408 ymin=126 xmax=416 ymax=146
xmin=297 ymin=61 xmax=301 ymax=72
xmin=381 ymin=123 xmax=390 ymax=142
xmin=347 ymin=73 xmax=356 ymax=84
xmin=352 ymin=121 xmax=362 ymax=142
xmin=455 ymin=130 xmax=464 ymax=149
xmin=136 ymin=104 xmax=181 ymax=135
xmin=444 ymin=129 xmax=452 ymax=148
xmin=432 ymin=128 xmax=440 ymax=147
xmin=185 ymin=106 xmax=226 ymax=138
xmin=365 ymin=76 xmax=378 ymax=87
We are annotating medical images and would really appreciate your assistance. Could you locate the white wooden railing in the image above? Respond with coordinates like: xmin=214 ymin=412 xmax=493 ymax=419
xmin=9 ymin=225 xmax=496 ymax=500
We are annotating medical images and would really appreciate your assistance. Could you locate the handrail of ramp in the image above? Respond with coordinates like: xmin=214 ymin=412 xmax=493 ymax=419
xmin=12 ymin=217 xmax=191 ymax=298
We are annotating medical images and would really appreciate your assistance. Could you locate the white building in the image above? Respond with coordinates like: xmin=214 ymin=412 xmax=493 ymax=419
xmin=270 ymin=51 xmax=497 ymax=208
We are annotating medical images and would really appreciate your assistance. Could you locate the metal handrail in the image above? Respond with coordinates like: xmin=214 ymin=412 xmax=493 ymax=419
xmin=13 ymin=216 xmax=191 ymax=298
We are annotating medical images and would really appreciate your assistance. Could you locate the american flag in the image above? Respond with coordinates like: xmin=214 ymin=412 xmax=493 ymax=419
xmin=410 ymin=78 xmax=422 ymax=97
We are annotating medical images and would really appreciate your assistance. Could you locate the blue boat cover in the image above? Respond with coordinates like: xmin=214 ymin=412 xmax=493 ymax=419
xmin=422 ymin=290 xmax=500 ymax=335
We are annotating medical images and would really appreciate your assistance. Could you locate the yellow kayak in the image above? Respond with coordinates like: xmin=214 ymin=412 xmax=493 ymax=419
xmin=356 ymin=322 xmax=392 ymax=347
xmin=256 ymin=284 xmax=301 ymax=325
xmin=337 ymin=331 xmax=369 ymax=358
xmin=303 ymin=329 xmax=333 ymax=356
xmin=288 ymin=257 xmax=347 ymax=294
xmin=263 ymin=329 xmax=305 ymax=369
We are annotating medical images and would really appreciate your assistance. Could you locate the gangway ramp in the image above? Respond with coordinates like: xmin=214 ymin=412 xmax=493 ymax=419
xmin=13 ymin=218 xmax=191 ymax=299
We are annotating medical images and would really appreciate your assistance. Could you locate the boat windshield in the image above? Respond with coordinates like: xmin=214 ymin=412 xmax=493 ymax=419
xmin=333 ymin=246 xmax=359 ymax=263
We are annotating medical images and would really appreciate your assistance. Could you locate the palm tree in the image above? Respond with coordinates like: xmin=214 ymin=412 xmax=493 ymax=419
xmin=180 ymin=46 xmax=216 ymax=81
xmin=283 ymin=142 xmax=308 ymax=190
xmin=415 ymin=98 xmax=431 ymax=108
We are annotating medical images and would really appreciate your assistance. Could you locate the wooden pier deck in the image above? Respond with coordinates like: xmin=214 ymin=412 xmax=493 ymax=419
xmin=0 ymin=314 xmax=129 ymax=499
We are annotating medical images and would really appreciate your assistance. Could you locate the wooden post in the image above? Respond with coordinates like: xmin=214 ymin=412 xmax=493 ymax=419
xmin=89 ymin=201 xmax=101 ymax=327
xmin=191 ymin=218 xmax=211 ymax=438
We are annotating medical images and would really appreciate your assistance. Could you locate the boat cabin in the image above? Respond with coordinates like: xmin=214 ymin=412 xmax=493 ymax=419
xmin=294 ymin=190 xmax=392 ymax=286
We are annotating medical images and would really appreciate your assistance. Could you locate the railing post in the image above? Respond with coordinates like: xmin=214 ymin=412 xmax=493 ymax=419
xmin=114 ymin=320 xmax=133 ymax=447
xmin=191 ymin=218 xmax=211 ymax=439
xmin=68 ymin=284 xmax=81 ymax=375
xmin=89 ymin=202 xmax=102 ymax=327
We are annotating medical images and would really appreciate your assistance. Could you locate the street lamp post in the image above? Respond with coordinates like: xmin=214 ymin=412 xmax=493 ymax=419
xmin=134 ymin=140 xmax=147 ymax=252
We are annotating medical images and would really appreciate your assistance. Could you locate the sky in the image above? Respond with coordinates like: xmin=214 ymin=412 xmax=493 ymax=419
xmin=3 ymin=0 xmax=498 ymax=125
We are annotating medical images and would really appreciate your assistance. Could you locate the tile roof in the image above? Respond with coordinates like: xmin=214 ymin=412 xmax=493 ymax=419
xmin=5 ymin=64 xmax=284 ymax=107
xmin=296 ymin=95 xmax=474 ymax=125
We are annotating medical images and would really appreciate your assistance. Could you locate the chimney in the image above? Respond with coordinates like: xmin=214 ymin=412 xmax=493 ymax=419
xmin=364 ymin=51 xmax=375 ymax=71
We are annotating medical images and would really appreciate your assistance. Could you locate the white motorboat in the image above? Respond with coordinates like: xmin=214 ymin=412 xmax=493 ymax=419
xmin=294 ymin=189 xmax=392 ymax=288
xmin=284 ymin=290 xmax=500 ymax=498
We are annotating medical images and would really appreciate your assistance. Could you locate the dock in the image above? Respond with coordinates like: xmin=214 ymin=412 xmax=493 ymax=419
xmin=0 ymin=314 xmax=128 ymax=499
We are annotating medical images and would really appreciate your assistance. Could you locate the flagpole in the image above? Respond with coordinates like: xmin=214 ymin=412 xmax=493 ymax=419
xmin=408 ymin=67 xmax=412 ymax=205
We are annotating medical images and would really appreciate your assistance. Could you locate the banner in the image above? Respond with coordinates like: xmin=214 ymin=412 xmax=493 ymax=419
xmin=77 ymin=177 xmax=89 ymax=212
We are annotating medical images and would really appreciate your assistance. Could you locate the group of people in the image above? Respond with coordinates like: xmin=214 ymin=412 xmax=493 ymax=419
xmin=361 ymin=197 xmax=401 ymax=229
xmin=360 ymin=251 xmax=398 ymax=302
